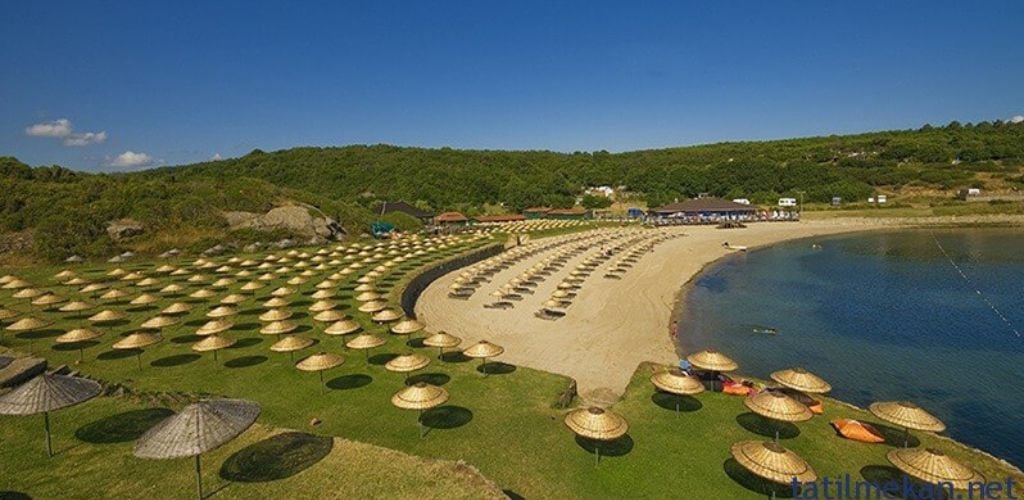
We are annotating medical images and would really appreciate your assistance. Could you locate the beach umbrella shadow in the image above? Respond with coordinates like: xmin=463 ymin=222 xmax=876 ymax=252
xmin=407 ymin=372 xmax=450 ymax=386
xmin=219 ymin=432 xmax=333 ymax=483
xmin=75 ymin=408 xmax=174 ymax=443
xmin=150 ymin=353 xmax=200 ymax=367
xmin=478 ymin=362 xmax=516 ymax=375
xmin=736 ymin=412 xmax=800 ymax=440
xmin=421 ymin=405 xmax=473 ymax=430
xmin=574 ymin=434 xmax=634 ymax=458
xmin=326 ymin=374 xmax=373 ymax=390
xmin=723 ymin=458 xmax=796 ymax=498
xmin=650 ymin=393 xmax=703 ymax=413
xmin=224 ymin=355 xmax=267 ymax=369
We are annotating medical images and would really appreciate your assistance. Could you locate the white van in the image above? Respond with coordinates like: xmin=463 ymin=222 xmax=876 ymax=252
xmin=778 ymin=198 xmax=797 ymax=207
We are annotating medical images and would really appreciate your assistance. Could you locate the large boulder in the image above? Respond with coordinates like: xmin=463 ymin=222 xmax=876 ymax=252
xmin=106 ymin=218 xmax=145 ymax=241
xmin=224 ymin=205 xmax=346 ymax=242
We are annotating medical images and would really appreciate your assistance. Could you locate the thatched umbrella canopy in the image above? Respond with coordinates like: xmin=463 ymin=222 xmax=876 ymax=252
xmin=58 ymin=301 xmax=95 ymax=314
xmin=686 ymin=349 xmax=738 ymax=372
xmin=355 ymin=291 xmax=382 ymax=302
xmin=270 ymin=335 xmax=314 ymax=361
xmin=13 ymin=288 xmax=44 ymax=300
xmin=113 ymin=332 xmax=163 ymax=369
xmin=390 ymin=319 xmax=424 ymax=336
xmin=141 ymin=315 xmax=180 ymax=330
xmin=372 ymin=308 xmax=403 ymax=323
xmin=189 ymin=289 xmax=217 ymax=300
xmin=310 ymin=289 xmax=336 ymax=300
xmin=7 ymin=316 xmax=51 ymax=333
xmin=2 ymin=278 xmax=32 ymax=289
xmin=346 ymin=333 xmax=386 ymax=360
xmin=88 ymin=309 xmax=126 ymax=329
xmin=870 ymin=401 xmax=946 ymax=447
xmin=886 ymin=447 xmax=983 ymax=491
xmin=354 ymin=283 xmax=376 ymax=292
xmin=391 ymin=382 xmax=449 ymax=438
xmin=99 ymin=288 xmax=128 ymax=301
xmin=730 ymin=440 xmax=818 ymax=489
xmin=385 ymin=353 xmax=430 ymax=380
xmin=219 ymin=294 xmax=248 ymax=305
xmin=744 ymin=391 xmax=813 ymax=441
xmin=423 ymin=331 xmax=461 ymax=359
xmin=192 ymin=334 xmax=235 ymax=361
xmin=162 ymin=302 xmax=193 ymax=316
xmin=771 ymin=368 xmax=832 ymax=394
xmin=135 ymin=399 xmax=260 ymax=499
xmin=32 ymin=293 xmax=67 ymax=309
xmin=0 ymin=274 xmax=19 ymax=285
xmin=313 ymin=310 xmax=346 ymax=323
xmin=262 ymin=297 xmax=290 ymax=309
xmin=239 ymin=281 xmax=264 ymax=294
xmin=0 ymin=307 xmax=18 ymax=321
xmin=196 ymin=319 xmax=233 ymax=336
xmin=295 ymin=352 xmax=345 ymax=392
xmin=130 ymin=293 xmax=160 ymax=306
xmin=160 ymin=284 xmax=185 ymax=295
xmin=270 ymin=287 xmax=295 ymax=298
xmin=564 ymin=407 xmax=629 ymax=464
xmin=308 ymin=300 xmax=337 ymax=313
xmin=206 ymin=305 xmax=238 ymax=319
xmin=56 ymin=328 xmax=104 ymax=363
xmin=462 ymin=340 xmax=504 ymax=370
xmin=358 ymin=300 xmax=387 ymax=313
xmin=0 ymin=373 xmax=102 ymax=457
xmin=79 ymin=283 xmax=108 ymax=295
xmin=325 ymin=319 xmax=361 ymax=336
xmin=651 ymin=368 xmax=705 ymax=397
xmin=260 ymin=320 xmax=297 ymax=336
xmin=258 ymin=308 xmax=293 ymax=322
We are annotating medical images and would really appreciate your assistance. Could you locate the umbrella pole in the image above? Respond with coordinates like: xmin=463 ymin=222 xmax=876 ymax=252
xmin=137 ymin=352 xmax=143 ymax=369
xmin=419 ymin=410 xmax=425 ymax=438
xmin=213 ymin=350 xmax=218 ymax=361
xmin=594 ymin=445 xmax=600 ymax=466
xmin=195 ymin=454 xmax=203 ymax=499
xmin=78 ymin=347 xmax=85 ymax=364
xmin=903 ymin=427 xmax=909 ymax=448
xmin=44 ymin=411 xmax=52 ymax=458
xmin=319 ymin=370 xmax=325 ymax=394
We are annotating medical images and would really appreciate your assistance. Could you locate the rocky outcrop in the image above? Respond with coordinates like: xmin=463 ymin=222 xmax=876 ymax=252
xmin=224 ymin=205 xmax=346 ymax=243
xmin=106 ymin=218 xmax=145 ymax=241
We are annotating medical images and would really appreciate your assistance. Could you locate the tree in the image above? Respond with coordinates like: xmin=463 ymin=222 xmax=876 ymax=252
xmin=580 ymin=194 xmax=612 ymax=209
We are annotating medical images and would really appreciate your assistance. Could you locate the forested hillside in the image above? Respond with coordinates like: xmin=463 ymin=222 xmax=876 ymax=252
xmin=2 ymin=120 xmax=1023 ymax=261
xmin=150 ymin=120 xmax=1024 ymax=210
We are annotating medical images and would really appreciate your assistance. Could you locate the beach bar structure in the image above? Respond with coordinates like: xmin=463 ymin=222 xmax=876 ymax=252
xmin=651 ymin=197 xmax=757 ymax=220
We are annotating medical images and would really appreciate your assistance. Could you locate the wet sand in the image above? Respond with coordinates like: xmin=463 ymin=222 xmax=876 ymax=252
xmin=415 ymin=215 xmax=1021 ymax=404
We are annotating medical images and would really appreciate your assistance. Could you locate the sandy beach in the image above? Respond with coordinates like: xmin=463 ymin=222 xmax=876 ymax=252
xmin=416 ymin=215 xmax=1022 ymax=404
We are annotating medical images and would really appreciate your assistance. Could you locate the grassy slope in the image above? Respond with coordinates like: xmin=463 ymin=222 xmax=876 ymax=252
xmin=1 ymin=233 xmax=1021 ymax=498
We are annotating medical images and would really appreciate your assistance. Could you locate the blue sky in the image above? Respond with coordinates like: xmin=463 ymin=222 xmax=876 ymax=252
xmin=1 ymin=1 xmax=1022 ymax=171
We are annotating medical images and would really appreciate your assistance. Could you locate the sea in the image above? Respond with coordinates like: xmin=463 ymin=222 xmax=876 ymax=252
xmin=675 ymin=228 xmax=1024 ymax=468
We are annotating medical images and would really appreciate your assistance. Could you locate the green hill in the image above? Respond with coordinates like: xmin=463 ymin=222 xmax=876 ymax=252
xmin=2 ymin=120 xmax=1023 ymax=262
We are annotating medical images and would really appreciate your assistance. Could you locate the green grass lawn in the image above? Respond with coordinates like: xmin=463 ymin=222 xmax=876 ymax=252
xmin=2 ymin=234 xmax=1021 ymax=499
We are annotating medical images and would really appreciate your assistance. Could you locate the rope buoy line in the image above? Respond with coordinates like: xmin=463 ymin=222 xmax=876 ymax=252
xmin=931 ymin=232 xmax=1021 ymax=338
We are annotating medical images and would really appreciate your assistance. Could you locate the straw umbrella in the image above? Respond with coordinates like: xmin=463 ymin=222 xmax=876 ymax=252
xmin=192 ymin=334 xmax=236 ymax=361
xmin=744 ymin=391 xmax=813 ymax=442
xmin=346 ymin=333 xmax=386 ymax=361
xmin=423 ymin=331 xmax=461 ymax=359
xmin=195 ymin=319 xmax=233 ymax=337
xmin=358 ymin=300 xmax=387 ymax=313
xmin=371 ymin=308 xmax=402 ymax=323
xmin=462 ymin=340 xmax=504 ymax=372
xmin=162 ymin=302 xmax=193 ymax=316
xmin=130 ymin=293 xmax=160 ymax=307
xmin=686 ymin=349 xmax=738 ymax=390
xmin=0 ymin=373 xmax=102 ymax=457
xmin=141 ymin=315 xmax=180 ymax=331
xmin=313 ymin=309 xmax=346 ymax=323
xmin=385 ymin=353 xmax=430 ymax=381
xmin=113 ymin=332 xmax=163 ymax=369
xmin=295 ymin=352 xmax=345 ymax=393
xmin=650 ymin=368 xmax=705 ymax=414
xmin=731 ymin=440 xmax=817 ymax=498
xmin=58 ymin=300 xmax=95 ymax=317
xmin=88 ymin=309 xmax=126 ymax=334
xmin=886 ymin=447 xmax=983 ymax=491
xmin=99 ymin=288 xmax=128 ymax=302
xmin=262 ymin=297 xmax=290 ymax=309
xmin=205 ymin=305 xmax=238 ymax=319
xmin=564 ymin=407 xmax=629 ymax=465
xmin=391 ymin=382 xmax=449 ymax=438
xmin=325 ymin=319 xmax=361 ymax=337
xmin=869 ymin=401 xmax=946 ymax=447
xmin=390 ymin=319 xmax=424 ymax=336
xmin=258 ymin=308 xmax=293 ymax=323
xmin=6 ymin=316 xmax=51 ymax=338
xmin=770 ymin=367 xmax=832 ymax=394
xmin=308 ymin=300 xmax=337 ymax=313
xmin=260 ymin=320 xmax=297 ymax=336
xmin=56 ymin=327 xmax=104 ymax=363
xmin=270 ymin=335 xmax=314 ymax=361
xmin=135 ymin=399 xmax=260 ymax=500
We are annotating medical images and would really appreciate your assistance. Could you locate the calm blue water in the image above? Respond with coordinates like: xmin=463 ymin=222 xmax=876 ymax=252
xmin=676 ymin=228 xmax=1024 ymax=468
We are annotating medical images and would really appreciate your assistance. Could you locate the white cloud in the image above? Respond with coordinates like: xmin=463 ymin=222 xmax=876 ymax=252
xmin=1011 ymin=115 xmax=1024 ymax=124
xmin=26 ymin=118 xmax=107 ymax=146
xmin=210 ymin=153 xmax=223 ymax=161
xmin=63 ymin=131 xmax=108 ymax=146
xmin=107 ymin=151 xmax=153 ymax=168
xmin=25 ymin=118 xmax=72 ymax=137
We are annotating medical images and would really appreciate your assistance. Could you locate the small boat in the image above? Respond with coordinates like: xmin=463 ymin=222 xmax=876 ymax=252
xmin=752 ymin=327 xmax=778 ymax=335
